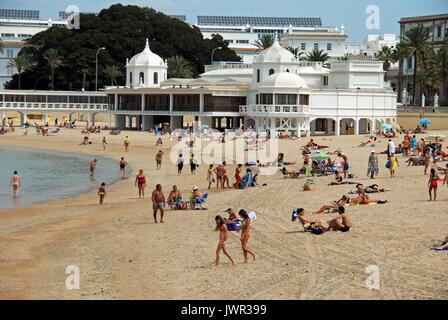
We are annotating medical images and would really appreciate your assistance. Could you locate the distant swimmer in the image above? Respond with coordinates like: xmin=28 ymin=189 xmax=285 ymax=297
xmin=89 ymin=159 xmax=97 ymax=180
xmin=10 ymin=171 xmax=21 ymax=198
xmin=98 ymin=182 xmax=106 ymax=205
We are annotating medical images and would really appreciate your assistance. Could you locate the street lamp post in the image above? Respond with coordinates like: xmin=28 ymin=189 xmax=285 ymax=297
xmin=95 ymin=47 xmax=106 ymax=91
xmin=211 ymin=46 xmax=222 ymax=65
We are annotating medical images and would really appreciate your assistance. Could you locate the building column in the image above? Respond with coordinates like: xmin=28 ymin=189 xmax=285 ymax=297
xmin=354 ymin=118 xmax=359 ymax=135
xmin=44 ymin=112 xmax=49 ymax=125
xmin=114 ymin=93 xmax=118 ymax=111
xmin=233 ymin=117 xmax=240 ymax=129
xmin=370 ymin=117 xmax=376 ymax=134
xmin=199 ymin=93 xmax=204 ymax=113
xmin=310 ymin=119 xmax=316 ymax=136
xmin=335 ymin=118 xmax=340 ymax=136
xmin=91 ymin=113 xmax=96 ymax=126
xmin=108 ymin=112 xmax=112 ymax=127
xmin=327 ymin=118 xmax=333 ymax=134
xmin=21 ymin=111 xmax=28 ymax=126
xmin=87 ymin=113 xmax=92 ymax=124
xmin=169 ymin=93 xmax=174 ymax=113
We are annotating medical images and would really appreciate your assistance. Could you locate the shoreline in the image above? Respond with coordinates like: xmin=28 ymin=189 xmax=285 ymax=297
xmin=0 ymin=145 xmax=132 ymax=212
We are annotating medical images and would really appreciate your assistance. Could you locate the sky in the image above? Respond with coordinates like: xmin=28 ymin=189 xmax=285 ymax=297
xmin=1 ymin=0 xmax=447 ymax=42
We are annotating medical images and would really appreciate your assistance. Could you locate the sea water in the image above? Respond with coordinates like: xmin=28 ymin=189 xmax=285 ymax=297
xmin=0 ymin=147 xmax=125 ymax=211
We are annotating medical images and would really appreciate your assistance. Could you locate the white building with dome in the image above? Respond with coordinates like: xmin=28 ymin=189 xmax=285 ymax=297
xmin=104 ymin=37 xmax=397 ymax=136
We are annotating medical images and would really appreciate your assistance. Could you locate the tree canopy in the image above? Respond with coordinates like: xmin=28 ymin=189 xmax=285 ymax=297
xmin=5 ymin=4 xmax=240 ymax=90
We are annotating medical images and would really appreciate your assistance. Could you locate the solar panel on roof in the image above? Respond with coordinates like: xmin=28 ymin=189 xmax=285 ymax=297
xmin=197 ymin=15 xmax=322 ymax=27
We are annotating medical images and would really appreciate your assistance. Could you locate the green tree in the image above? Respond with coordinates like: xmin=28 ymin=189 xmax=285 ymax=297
xmin=285 ymin=46 xmax=304 ymax=60
xmin=438 ymin=37 xmax=448 ymax=97
xmin=104 ymin=65 xmax=122 ymax=86
xmin=43 ymin=49 xmax=63 ymax=90
xmin=7 ymin=54 xmax=33 ymax=89
xmin=375 ymin=46 xmax=397 ymax=81
xmin=81 ymin=68 xmax=89 ymax=90
xmin=402 ymin=24 xmax=431 ymax=105
xmin=393 ymin=42 xmax=412 ymax=97
xmin=5 ymin=5 xmax=240 ymax=90
xmin=304 ymin=49 xmax=330 ymax=68
xmin=254 ymin=34 xmax=275 ymax=50
xmin=168 ymin=55 xmax=194 ymax=78
xmin=337 ymin=53 xmax=352 ymax=61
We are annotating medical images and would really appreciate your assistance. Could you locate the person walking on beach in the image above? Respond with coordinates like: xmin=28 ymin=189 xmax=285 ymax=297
xmin=389 ymin=152 xmax=399 ymax=178
xmin=102 ymin=136 xmax=107 ymax=150
xmin=233 ymin=164 xmax=243 ymax=189
xmin=428 ymin=168 xmax=439 ymax=201
xmin=155 ymin=150 xmax=164 ymax=170
xmin=89 ymin=159 xmax=97 ymax=180
xmin=176 ymin=154 xmax=184 ymax=175
xmin=207 ymin=164 xmax=215 ymax=190
xmin=337 ymin=152 xmax=350 ymax=179
xmin=124 ymin=136 xmax=130 ymax=152
xmin=215 ymin=215 xmax=236 ymax=266
xmin=151 ymin=184 xmax=166 ymax=223
xmin=98 ymin=182 xmax=106 ymax=205
xmin=367 ymin=150 xmax=379 ymax=179
xmin=190 ymin=154 xmax=198 ymax=175
xmin=411 ymin=135 xmax=417 ymax=154
xmin=119 ymin=157 xmax=127 ymax=179
xmin=387 ymin=139 xmax=396 ymax=158
xmin=135 ymin=169 xmax=147 ymax=199
xmin=222 ymin=161 xmax=230 ymax=189
xmin=10 ymin=171 xmax=21 ymax=198
xmin=238 ymin=209 xmax=256 ymax=263
xmin=214 ymin=164 xmax=224 ymax=189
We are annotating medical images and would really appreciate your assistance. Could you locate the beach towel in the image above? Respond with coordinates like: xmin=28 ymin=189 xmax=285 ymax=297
xmin=431 ymin=247 xmax=448 ymax=251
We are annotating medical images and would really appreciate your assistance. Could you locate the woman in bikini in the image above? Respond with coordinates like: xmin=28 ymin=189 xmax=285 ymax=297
xmin=119 ymin=157 xmax=127 ymax=179
xmin=428 ymin=168 xmax=439 ymax=201
xmin=238 ymin=209 xmax=256 ymax=263
xmin=135 ymin=169 xmax=147 ymax=199
xmin=215 ymin=215 xmax=236 ymax=266
xmin=233 ymin=164 xmax=243 ymax=189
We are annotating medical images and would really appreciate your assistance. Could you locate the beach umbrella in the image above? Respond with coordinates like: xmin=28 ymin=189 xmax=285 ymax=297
xmin=380 ymin=123 xmax=392 ymax=130
xmin=311 ymin=153 xmax=331 ymax=160
xmin=419 ymin=119 xmax=432 ymax=125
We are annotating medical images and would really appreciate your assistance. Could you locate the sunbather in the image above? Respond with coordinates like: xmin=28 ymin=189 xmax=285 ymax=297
xmin=313 ymin=195 xmax=350 ymax=214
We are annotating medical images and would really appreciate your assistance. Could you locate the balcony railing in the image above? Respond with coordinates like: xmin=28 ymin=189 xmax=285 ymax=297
xmin=204 ymin=104 xmax=240 ymax=112
xmin=173 ymin=105 xmax=200 ymax=112
xmin=0 ymin=102 xmax=108 ymax=111
xmin=239 ymin=104 xmax=310 ymax=115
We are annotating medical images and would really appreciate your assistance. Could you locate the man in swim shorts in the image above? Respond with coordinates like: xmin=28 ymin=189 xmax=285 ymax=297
xmin=328 ymin=206 xmax=352 ymax=232
xmin=89 ymin=159 xmax=97 ymax=180
xmin=151 ymin=184 xmax=166 ymax=223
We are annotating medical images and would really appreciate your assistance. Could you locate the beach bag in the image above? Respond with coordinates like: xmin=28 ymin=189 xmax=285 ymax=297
xmin=385 ymin=160 xmax=391 ymax=169
xmin=310 ymin=227 xmax=324 ymax=235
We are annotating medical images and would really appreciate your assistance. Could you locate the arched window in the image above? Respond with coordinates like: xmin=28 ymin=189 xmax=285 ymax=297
xmin=269 ymin=68 xmax=275 ymax=75
xmin=129 ymin=72 xmax=133 ymax=84
xmin=257 ymin=69 xmax=260 ymax=82
xmin=153 ymin=72 xmax=158 ymax=84
xmin=139 ymin=72 xmax=144 ymax=84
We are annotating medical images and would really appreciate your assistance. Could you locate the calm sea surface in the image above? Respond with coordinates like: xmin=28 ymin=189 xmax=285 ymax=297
xmin=0 ymin=147 xmax=125 ymax=211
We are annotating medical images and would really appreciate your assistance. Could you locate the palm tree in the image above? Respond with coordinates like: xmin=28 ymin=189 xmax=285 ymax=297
xmin=401 ymin=24 xmax=431 ymax=105
xmin=285 ymin=46 xmax=304 ymax=60
xmin=167 ymin=55 xmax=194 ymax=78
xmin=438 ymin=37 xmax=448 ymax=97
xmin=104 ymin=65 xmax=122 ymax=86
xmin=424 ymin=52 xmax=441 ymax=99
xmin=43 ymin=49 xmax=64 ymax=90
xmin=7 ymin=54 xmax=33 ymax=89
xmin=375 ymin=46 xmax=397 ymax=81
xmin=337 ymin=53 xmax=352 ymax=61
xmin=393 ymin=42 xmax=412 ymax=99
xmin=253 ymin=34 xmax=275 ymax=50
xmin=304 ymin=49 xmax=330 ymax=68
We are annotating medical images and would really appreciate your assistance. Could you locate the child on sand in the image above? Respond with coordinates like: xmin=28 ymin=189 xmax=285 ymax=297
xmin=98 ymin=182 xmax=106 ymax=205
xmin=215 ymin=215 xmax=236 ymax=266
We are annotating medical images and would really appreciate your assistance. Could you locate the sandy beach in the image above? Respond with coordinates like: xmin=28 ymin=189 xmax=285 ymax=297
xmin=0 ymin=127 xmax=447 ymax=300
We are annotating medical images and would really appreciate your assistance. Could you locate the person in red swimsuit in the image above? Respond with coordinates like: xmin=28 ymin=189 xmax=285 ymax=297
xmin=215 ymin=215 xmax=236 ymax=266
xmin=233 ymin=164 xmax=243 ymax=189
xmin=135 ymin=169 xmax=147 ymax=199
xmin=428 ymin=168 xmax=439 ymax=201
